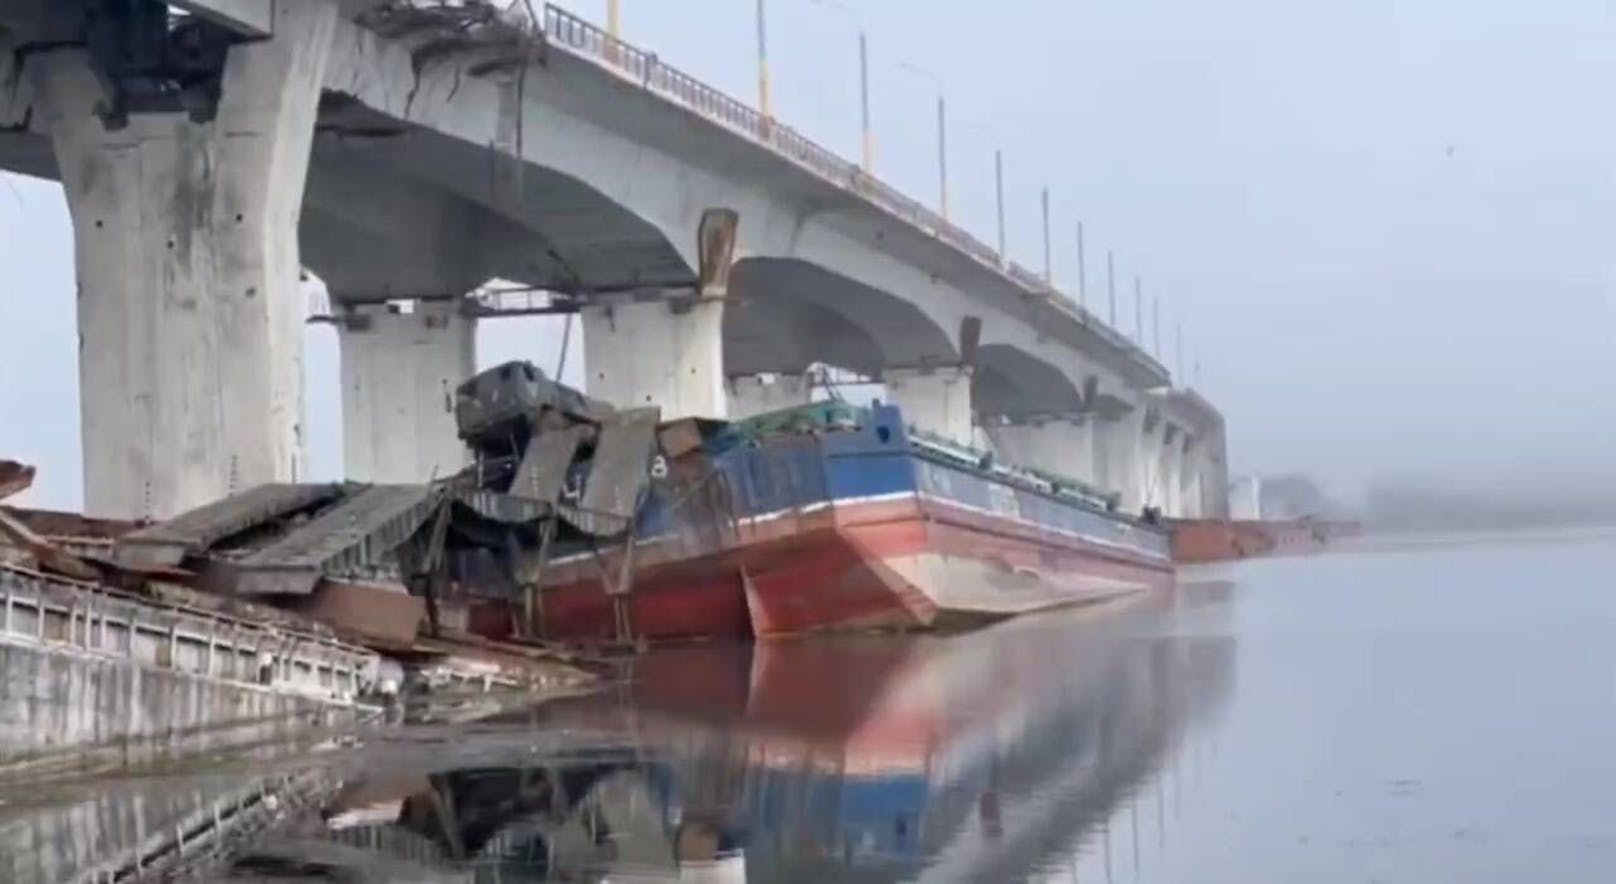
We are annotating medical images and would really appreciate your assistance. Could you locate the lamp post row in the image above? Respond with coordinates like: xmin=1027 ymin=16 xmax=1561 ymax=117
xmin=617 ymin=0 xmax=1190 ymax=384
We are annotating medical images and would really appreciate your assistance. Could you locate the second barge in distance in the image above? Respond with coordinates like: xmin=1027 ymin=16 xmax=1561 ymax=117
xmin=529 ymin=401 xmax=1173 ymax=642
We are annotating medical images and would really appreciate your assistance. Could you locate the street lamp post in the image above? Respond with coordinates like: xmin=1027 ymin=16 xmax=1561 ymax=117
xmin=756 ymin=0 xmax=772 ymax=118
xmin=936 ymin=93 xmax=948 ymax=220
xmin=1041 ymin=187 xmax=1052 ymax=284
xmin=1176 ymin=323 xmax=1185 ymax=385
xmin=994 ymin=149 xmax=1006 ymax=260
xmin=1152 ymin=291 xmax=1161 ymax=359
xmin=1106 ymin=250 xmax=1117 ymax=326
xmin=810 ymin=0 xmax=873 ymax=172
xmin=1134 ymin=275 xmax=1144 ymax=344
xmin=901 ymin=62 xmax=947 ymax=220
xmin=859 ymin=30 xmax=871 ymax=170
xmin=1076 ymin=221 xmax=1087 ymax=310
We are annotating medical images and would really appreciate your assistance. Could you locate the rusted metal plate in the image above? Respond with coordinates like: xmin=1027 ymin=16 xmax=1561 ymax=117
xmin=657 ymin=419 xmax=705 ymax=460
xmin=116 ymin=483 xmax=346 ymax=568
xmin=170 ymin=0 xmax=273 ymax=38
xmin=232 ymin=485 xmax=436 ymax=596
xmin=568 ymin=408 xmax=660 ymax=537
xmin=291 ymin=579 xmax=426 ymax=649
xmin=453 ymin=489 xmax=552 ymax=525
xmin=3 ymin=507 xmax=139 ymax=540
xmin=0 ymin=460 xmax=35 ymax=501
xmin=511 ymin=424 xmax=589 ymax=503
xmin=0 ymin=506 xmax=100 ymax=581
xmin=655 ymin=418 xmax=726 ymax=460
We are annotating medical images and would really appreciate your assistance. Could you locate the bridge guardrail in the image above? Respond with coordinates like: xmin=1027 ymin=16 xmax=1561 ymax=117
xmin=540 ymin=4 xmax=1167 ymax=381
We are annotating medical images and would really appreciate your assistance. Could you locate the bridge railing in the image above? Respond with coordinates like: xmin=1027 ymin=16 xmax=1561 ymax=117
xmin=540 ymin=4 xmax=1166 ymax=380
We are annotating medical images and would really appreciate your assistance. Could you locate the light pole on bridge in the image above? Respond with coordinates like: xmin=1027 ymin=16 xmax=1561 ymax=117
xmin=756 ymin=0 xmax=772 ymax=118
xmin=1134 ymin=275 xmax=1144 ymax=346
xmin=1106 ymin=250 xmax=1118 ymax=327
xmin=1076 ymin=221 xmax=1088 ymax=311
xmin=1041 ymin=186 xmax=1052 ymax=284
xmin=959 ymin=119 xmax=1004 ymax=262
xmin=995 ymin=149 xmax=1006 ymax=260
xmin=899 ymin=61 xmax=948 ymax=221
xmin=810 ymin=0 xmax=873 ymax=173
xmin=1153 ymin=288 xmax=1162 ymax=361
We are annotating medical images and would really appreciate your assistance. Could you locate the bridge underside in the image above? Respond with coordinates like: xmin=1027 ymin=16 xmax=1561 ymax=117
xmin=0 ymin=0 xmax=1222 ymax=519
xmin=725 ymin=257 xmax=959 ymax=378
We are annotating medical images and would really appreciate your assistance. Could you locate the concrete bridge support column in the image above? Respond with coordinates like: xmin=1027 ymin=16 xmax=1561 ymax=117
xmin=884 ymin=366 xmax=975 ymax=446
xmin=1135 ymin=421 xmax=1166 ymax=515
xmin=1095 ymin=409 xmax=1154 ymax=516
xmin=727 ymin=374 xmax=812 ymax=419
xmin=338 ymin=301 xmax=475 ymax=483
xmin=986 ymin=419 xmax=1097 ymax=483
xmin=582 ymin=298 xmax=727 ymax=418
xmin=29 ymin=4 xmax=336 ymax=519
xmin=1160 ymin=430 xmax=1185 ymax=517
xmin=1202 ymin=426 xmax=1232 ymax=518
xmin=1180 ymin=440 xmax=1204 ymax=518
xmin=1067 ymin=419 xmax=1099 ymax=483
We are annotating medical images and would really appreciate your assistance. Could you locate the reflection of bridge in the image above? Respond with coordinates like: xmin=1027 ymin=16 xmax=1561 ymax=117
xmin=0 ymin=1 xmax=1227 ymax=524
xmin=228 ymin=592 xmax=1237 ymax=881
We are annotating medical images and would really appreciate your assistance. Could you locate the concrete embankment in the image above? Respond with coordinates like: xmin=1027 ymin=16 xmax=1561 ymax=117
xmin=0 ymin=565 xmax=379 ymax=777
xmin=0 ymin=770 xmax=340 ymax=884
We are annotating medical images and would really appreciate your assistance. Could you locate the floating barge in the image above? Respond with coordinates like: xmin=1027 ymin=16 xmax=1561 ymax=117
xmin=50 ymin=360 xmax=1167 ymax=649
xmin=528 ymin=402 xmax=1172 ymax=642
xmin=1167 ymin=516 xmax=1361 ymax=564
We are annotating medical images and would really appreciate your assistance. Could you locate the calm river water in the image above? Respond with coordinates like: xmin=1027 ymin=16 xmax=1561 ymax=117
xmin=6 ymin=529 xmax=1616 ymax=882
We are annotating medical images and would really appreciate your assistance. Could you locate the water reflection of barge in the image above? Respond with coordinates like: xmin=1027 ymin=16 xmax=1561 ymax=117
xmin=199 ymin=592 xmax=1235 ymax=882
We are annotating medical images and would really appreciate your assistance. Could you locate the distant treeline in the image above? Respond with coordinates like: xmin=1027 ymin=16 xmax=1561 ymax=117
xmin=1365 ymin=481 xmax=1616 ymax=533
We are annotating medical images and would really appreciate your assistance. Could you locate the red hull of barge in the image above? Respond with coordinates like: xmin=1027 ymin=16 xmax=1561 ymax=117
xmin=498 ymin=496 xmax=1172 ymax=643
xmin=1169 ymin=518 xmax=1359 ymax=564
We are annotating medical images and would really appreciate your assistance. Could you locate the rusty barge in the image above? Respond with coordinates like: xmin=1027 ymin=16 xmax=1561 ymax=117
xmin=12 ymin=357 xmax=1168 ymax=652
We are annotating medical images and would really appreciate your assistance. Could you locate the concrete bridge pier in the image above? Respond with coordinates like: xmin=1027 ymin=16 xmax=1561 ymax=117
xmin=1135 ymin=415 xmax=1167 ymax=516
xmin=1160 ymin=427 xmax=1185 ymax=516
xmin=1094 ymin=408 xmax=1153 ymax=516
xmin=26 ymin=3 xmax=336 ymax=519
xmin=583 ymin=297 xmax=728 ymax=418
xmin=337 ymin=300 xmax=475 ymax=483
xmin=986 ymin=419 xmax=1097 ymax=483
xmin=727 ymin=373 xmax=812 ymax=419
xmin=1179 ymin=437 xmax=1204 ymax=518
xmin=884 ymin=366 xmax=976 ymax=446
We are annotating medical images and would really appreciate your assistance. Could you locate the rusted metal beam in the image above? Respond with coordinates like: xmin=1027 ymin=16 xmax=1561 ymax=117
xmin=0 ymin=507 xmax=102 ymax=582
xmin=115 ymin=482 xmax=345 ymax=568
xmin=231 ymin=484 xmax=437 ymax=596
xmin=0 ymin=460 xmax=35 ymax=501
xmin=171 ymin=0 xmax=274 ymax=39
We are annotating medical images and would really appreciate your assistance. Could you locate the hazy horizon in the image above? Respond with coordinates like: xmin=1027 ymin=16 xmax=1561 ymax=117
xmin=4 ymin=0 xmax=1614 ymax=511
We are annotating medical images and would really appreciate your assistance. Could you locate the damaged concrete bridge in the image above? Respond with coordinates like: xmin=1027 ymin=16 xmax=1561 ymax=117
xmin=0 ymin=0 xmax=1227 ymax=523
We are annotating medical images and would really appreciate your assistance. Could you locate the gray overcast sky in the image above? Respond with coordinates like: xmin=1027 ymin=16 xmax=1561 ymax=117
xmin=4 ymin=0 xmax=1614 ymax=510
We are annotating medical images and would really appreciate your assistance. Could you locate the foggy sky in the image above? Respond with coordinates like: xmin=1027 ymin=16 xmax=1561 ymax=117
xmin=4 ymin=0 xmax=1614 ymax=511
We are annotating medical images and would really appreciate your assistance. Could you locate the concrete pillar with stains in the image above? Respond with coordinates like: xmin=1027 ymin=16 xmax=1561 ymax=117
xmin=1094 ymin=405 xmax=1155 ymax=516
xmin=986 ymin=418 xmax=1098 ymax=484
xmin=726 ymin=373 xmax=812 ymax=419
xmin=884 ymin=365 xmax=975 ymax=447
xmin=1158 ymin=427 xmax=1185 ymax=517
xmin=28 ymin=3 xmax=337 ymax=519
xmin=337 ymin=300 xmax=475 ymax=483
xmin=582 ymin=297 xmax=728 ymax=419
